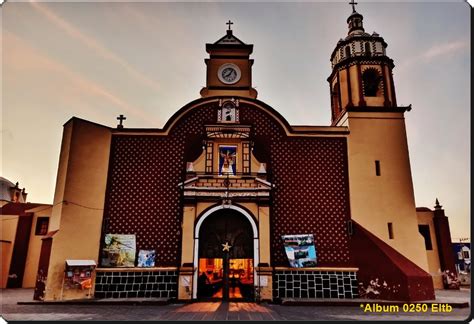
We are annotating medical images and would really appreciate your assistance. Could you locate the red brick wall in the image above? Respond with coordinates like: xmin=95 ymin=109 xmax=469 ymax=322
xmin=102 ymin=100 xmax=351 ymax=267
xmin=103 ymin=104 xmax=215 ymax=266
xmin=240 ymin=105 xmax=351 ymax=267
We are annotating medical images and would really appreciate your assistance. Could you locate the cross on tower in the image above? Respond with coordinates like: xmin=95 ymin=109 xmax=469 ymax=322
xmin=117 ymin=114 xmax=126 ymax=129
xmin=226 ymin=20 xmax=233 ymax=31
xmin=349 ymin=0 xmax=358 ymax=12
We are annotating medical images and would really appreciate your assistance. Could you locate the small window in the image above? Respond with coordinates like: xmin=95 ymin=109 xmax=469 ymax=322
xmin=375 ymin=160 xmax=381 ymax=176
xmin=362 ymin=68 xmax=382 ymax=97
xmin=332 ymin=83 xmax=341 ymax=115
xmin=387 ymin=223 xmax=394 ymax=239
xmin=365 ymin=43 xmax=371 ymax=56
xmin=345 ymin=46 xmax=351 ymax=58
xmin=223 ymin=103 xmax=235 ymax=122
xmin=418 ymin=225 xmax=433 ymax=250
xmin=35 ymin=217 xmax=49 ymax=236
xmin=461 ymin=247 xmax=470 ymax=259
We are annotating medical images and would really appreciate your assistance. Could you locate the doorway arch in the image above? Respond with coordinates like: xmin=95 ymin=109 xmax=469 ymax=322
xmin=193 ymin=204 xmax=259 ymax=299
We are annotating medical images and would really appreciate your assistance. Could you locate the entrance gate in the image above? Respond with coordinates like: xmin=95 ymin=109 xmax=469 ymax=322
xmin=193 ymin=205 xmax=258 ymax=301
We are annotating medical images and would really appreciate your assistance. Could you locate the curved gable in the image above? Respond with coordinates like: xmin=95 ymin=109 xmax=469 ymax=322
xmin=162 ymin=96 xmax=292 ymax=137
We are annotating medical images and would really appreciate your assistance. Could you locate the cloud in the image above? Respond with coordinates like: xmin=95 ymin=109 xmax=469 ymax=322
xmin=396 ymin=39 xmax=468 ymax=73
xmin=422 ymin=40 xmax=469 ymax=60
xmin=29 ymin=1 xmax=162 ymax=92
xmin=4 ymin=30 xmax=151 ymax=123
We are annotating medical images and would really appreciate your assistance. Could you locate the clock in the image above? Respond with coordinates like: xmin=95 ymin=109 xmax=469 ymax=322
xmin=217 ymin=63 xmax=241 ymax=85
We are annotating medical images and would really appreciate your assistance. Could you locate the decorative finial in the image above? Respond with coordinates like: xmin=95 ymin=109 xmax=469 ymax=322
xmin=434 ymin=198 xmax=442 ymax=210
xmin=117 ymin=114 xmax=126 ymax=129
xmin=226 ymin=20 xmax=234 ymax=31
xmin=349 ymin=0 xmax=358 ymax=13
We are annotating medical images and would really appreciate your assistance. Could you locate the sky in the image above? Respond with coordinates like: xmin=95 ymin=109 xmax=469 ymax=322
xmin=1 ymin=1 xmax=470 ymax=240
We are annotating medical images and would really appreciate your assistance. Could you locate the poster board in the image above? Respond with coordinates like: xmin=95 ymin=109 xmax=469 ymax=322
xmin=137 ymin=249 xmax=156 ymax=267
xmin=282 ymin=234 xmax=317 ymax=268
xmin=60 ymin=260 xmax=97 ymax=300
xmin=101 ymin=234 xmax=136 ymax=267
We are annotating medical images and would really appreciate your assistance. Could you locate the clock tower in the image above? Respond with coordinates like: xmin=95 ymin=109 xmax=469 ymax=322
xmin=200 ymin=21 xmax=258 ymax=99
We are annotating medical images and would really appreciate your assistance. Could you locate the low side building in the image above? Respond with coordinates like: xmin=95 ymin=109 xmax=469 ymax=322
xmin=0 ymin=177 xmax=52 ymax=290
xmin=416 ymin=200 xmax=459 ymax=289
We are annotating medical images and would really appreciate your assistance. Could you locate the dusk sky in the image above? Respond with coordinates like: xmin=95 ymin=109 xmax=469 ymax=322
xmin=1 ymin=1 xmax=470 ymax=240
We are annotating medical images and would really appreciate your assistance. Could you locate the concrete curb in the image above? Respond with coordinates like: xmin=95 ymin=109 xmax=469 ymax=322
xmin=18 ymin=298 xmax=170 ymax=306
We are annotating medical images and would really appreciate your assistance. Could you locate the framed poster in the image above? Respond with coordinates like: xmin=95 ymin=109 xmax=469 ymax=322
xmin=282 ymin=234 xmax=317 ymax=268
xmin=219 ymin=146 xmax=237 ymax=175
xmin=137 ymin=249 xmax=156 ymax=267
xmin=101 ymin=234 xmax=136 ymax=267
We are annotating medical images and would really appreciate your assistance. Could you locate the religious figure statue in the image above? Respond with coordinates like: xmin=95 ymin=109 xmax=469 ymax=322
xmin=220 ymin=149 xmax=236 ymax=175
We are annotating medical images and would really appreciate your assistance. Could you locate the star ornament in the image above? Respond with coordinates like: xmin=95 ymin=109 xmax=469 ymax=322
xmin=222 ymin=242 xmax=232 ymax=252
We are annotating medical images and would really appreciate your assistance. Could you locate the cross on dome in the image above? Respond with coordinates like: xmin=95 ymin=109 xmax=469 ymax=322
xmin=349 ymin=0 xmax=358 ymax=13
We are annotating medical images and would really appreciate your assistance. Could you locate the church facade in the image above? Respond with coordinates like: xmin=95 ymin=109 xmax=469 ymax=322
xmin=37 ymin=6 xmax=457 ymax=302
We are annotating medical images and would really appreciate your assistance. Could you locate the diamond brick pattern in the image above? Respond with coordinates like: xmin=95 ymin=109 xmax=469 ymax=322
xmin=102 ymin=101 xmax=350 ymax=268
xmin=273 ymin=270 xmax=358 ymax=299
xmin=103 ymin=105 xmax=214 ymax=266
xmin=240 ymin=105 xmax=351 ymax=266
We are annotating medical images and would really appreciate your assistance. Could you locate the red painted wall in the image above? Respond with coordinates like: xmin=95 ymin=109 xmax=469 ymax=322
xmin=351 ymin=222 xmax=435 ymax=301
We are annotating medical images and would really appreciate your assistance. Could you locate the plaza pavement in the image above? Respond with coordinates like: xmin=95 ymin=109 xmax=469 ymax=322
xmin=1 ymin=288 xmax=471 ymax=322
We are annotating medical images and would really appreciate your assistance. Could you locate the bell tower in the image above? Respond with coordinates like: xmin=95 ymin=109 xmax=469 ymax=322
xmin=200 ymin=21 xmax=258 ymax=99
xmin=333 ymin=2 xmax=430 ymax=274
xmin=327 ymin=1 xmax=399 ymax=126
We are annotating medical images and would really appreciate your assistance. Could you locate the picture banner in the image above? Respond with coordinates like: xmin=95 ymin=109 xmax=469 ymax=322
xmin=282 ymin=234 xmax=317 ymax=268
xmin=219 ymin=146 xmax=237 ymax=175
xmin=137 ymin=249 xmax=156 ymax=267
xmin=101 ymin=234 xmax=136 ymax=267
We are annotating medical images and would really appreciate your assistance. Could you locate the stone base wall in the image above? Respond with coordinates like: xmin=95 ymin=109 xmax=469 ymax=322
xmin=273 ymin=270 xmax=358 ymax=299
xmin=94 ymin=269 xmax=178 ymax=299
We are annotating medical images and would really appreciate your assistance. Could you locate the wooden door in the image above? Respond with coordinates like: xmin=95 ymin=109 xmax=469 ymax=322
xmin=33 ymin=237 xmax=52 ymax=300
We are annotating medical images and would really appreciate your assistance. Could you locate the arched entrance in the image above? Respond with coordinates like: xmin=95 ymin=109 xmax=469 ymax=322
xmin=193 ymin=205 xmax=259 ymax=301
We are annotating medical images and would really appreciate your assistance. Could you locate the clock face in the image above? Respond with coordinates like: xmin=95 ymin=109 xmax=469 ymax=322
xmin=217 ymin=63 xmax=241 ymax=85
xmin=222 ymin=67 xmax=237 ymax=82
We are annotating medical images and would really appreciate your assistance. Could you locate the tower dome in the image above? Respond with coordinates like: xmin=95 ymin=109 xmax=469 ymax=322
xmin=0 ymin=177 xmax=27 ymax=204
xmin=327 ymin=2 xmax=399 ymax=125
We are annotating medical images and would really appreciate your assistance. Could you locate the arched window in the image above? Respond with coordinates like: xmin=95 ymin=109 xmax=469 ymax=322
xmin=345 ymin=46 xmax=351 ymax=59
xmin=332 ymin=83 xmax=341 ymax=115
xmin=362 ymin=68 xmax=382 ymax=97
xmin=365 ymin=43 xmax=371 ymax=56
xmin=220 ymin=101 xmax=237 ymax=122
